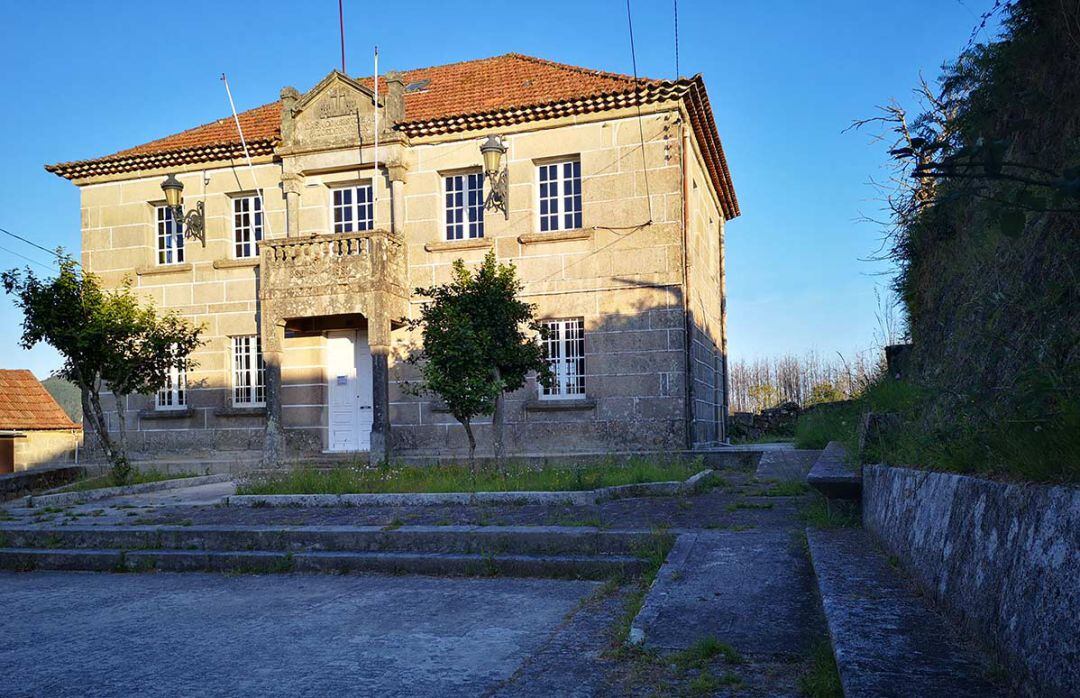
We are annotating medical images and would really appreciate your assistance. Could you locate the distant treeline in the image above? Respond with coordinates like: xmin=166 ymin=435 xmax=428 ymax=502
xmin=728 ymin=349 xmax=882 ymax=414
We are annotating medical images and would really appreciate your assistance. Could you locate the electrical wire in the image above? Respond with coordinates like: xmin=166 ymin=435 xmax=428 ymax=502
xmin=0 ymin=242 xmax=56 ymax=271
xmin=625 ymin=0 xmax=654 ymax=224
xmin=0 ymin=226 xmax=68 ymax=262
xmin=674 ymin=0 xmax=680 ymax=77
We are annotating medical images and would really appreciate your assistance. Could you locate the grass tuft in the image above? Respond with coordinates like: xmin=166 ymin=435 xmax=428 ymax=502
xmin=800 ymin=494 xmax=860 ymax=529
xmin=672 ymin=636 xmax=745 ymax=670
xmin=799 ymin=641 xmax=843 ymax=697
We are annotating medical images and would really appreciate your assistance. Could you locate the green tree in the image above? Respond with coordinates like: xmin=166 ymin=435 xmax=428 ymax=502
xmin=3 ymin=254 xmax=202 ymax=484
xmin=408 ymin=251 xmax=550 ymax=464
xmin=807 ymin=381 xmax=845 ymax=406
xmin=747 ymin=383 xmax=780 ymax=412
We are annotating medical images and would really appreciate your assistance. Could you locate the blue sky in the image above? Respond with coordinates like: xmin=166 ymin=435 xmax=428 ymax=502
xmin=0 ymin=0 xmax=996 ymax=378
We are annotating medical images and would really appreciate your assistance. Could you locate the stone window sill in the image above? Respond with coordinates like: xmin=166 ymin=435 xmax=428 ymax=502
xmin=214 ymin=406 xmax=266 ymax=417
xmin=136 ymin=262 xmax=192 ymax=276
xmin=138 ymin=407 xmax=195 ymax=420
xmin=517 ymin=229 xmax=593 ymax=245
xmin=213 ymin=258 xmax=260 ymax=269
xmin=424 ymin=238 xmax=493 ymax=253
xmin=525 ymin=397 xmax=596 ymax=411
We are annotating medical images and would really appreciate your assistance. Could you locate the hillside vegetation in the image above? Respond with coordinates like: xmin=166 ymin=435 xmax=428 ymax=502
xmin=42 ymin=375 xmax=82 ymax=423
xmin=855 ymin=0 xmax=1079 ymax=482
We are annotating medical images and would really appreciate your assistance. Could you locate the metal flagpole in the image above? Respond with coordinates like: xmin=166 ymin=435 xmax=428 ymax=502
xmin=221 ymin=73 xmax=272 ymax=239
xmin=373 ymin=45 xmax=379 ymax=208
xmin=339 ymin=0 xmax=346 ymax=73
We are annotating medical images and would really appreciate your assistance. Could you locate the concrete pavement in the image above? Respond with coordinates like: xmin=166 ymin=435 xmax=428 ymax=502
xmin=0 ymin=571 xmax=597 ymax=697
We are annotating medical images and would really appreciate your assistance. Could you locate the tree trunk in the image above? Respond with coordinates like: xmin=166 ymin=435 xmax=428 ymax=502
xmin=461 ymin=417 xmax=476 ymax=473
xmin=82 ymin=384 xmax=115 ymax=461
xmin=492 ymin=370 xmax=505 ymax=467
xmin=113 ymin=391 xmax=128 ymax=458
xmin=86 ymin=385 xmax=130 ymax=485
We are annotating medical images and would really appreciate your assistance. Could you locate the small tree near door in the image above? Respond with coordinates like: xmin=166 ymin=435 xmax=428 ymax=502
xmin=408 ymin=251 xmax=550 ymax=465
xmin=3 ymin=254 xmax=202 ymax=484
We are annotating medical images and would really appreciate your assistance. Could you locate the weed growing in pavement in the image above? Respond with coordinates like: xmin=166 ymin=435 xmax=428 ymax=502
xmin=800 ymin=494 xmax=860 ymax=529
xmin=726 ymin=501 xmax=774 ymax=512
xmin=798 ymin=641 xmax=843 ymax=697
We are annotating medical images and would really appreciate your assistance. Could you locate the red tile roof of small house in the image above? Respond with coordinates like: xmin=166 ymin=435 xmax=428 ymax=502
xmin=0 ymin=370 xmax=80 ymax=431
xmin=45 ymin=53 xmax=738 ymax=219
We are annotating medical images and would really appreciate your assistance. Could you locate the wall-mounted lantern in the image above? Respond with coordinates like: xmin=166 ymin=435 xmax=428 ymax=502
xmin=160 ymin=173 xmax=207 ymax=246
xmin=480 ymin=135 xmax=509 ymax=220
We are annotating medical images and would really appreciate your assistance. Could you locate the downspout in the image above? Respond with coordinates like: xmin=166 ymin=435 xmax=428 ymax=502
xmin=680 ymin=117 xmax=695 ymax=451
xmin=721 ymin=223 xmax=730 ymax=443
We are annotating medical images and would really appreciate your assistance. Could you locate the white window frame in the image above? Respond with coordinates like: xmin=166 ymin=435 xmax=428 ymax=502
xmin=536 ymin=159 xmax=582 ymax=233
xmin=232 ymin=194 xmax=263 ymax=259
xmin=540 ymin=318 xmax=586 ymax=400
xmin=155 ymin=359 xmax=187 ymax=411
xmin=231 ymin=335 xmax=266 ymax=407
xmin=155 ymin=205 xmax=185 ymax=265
xmin=443 ymin=170 xmax=485 ymax=240
xmin=330 ymin=183 xmax=374 ymax=234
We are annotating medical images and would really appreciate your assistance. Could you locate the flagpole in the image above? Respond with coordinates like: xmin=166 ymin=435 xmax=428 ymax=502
xmin=338 ymin=0 xmax=346 ymax=73
xmin=221 ymin=73 xmax=272 ymax=239
xmin=374 ymin=45 xmax=379 ymax=209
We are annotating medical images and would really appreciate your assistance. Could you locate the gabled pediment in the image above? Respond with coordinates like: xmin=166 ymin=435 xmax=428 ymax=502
xmin=281 ymin=70 xmax=382 ymax=152
xmin=293 ymin=70 xmax=378 ymax=114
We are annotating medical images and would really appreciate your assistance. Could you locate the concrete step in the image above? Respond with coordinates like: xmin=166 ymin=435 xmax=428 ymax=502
xmin=0 ymin=547 xmax=645 ymax=580
xmin=806 ymin=441 xmax=861 ymax=499
xmin=806 ymin=528 xmax=1006 ymax=698
xmin=629 ymin=530 xmax=820 ymax=656
xmin=0 ymin=525 xmax=656 ymax=557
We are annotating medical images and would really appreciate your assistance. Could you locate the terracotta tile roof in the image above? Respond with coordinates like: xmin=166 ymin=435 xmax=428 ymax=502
xmin=45 ymin=53 xmax=738 ymax=218
xmin=0 ymin=370 xmax=80 ymax=431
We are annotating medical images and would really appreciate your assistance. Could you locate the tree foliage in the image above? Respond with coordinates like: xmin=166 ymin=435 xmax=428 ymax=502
xmin=407 ymin=251 xmax=550 ymax=463
xmin=3 ymin=255 xmax=202 ymax=483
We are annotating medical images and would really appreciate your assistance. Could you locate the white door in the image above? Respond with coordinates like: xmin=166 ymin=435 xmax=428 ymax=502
xmin=327 ymin=330 xmax=373 ymax=451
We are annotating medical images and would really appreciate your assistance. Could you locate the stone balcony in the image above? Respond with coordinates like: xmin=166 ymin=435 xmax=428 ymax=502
xmin=259 ymin=229 xmax=408 ymax=322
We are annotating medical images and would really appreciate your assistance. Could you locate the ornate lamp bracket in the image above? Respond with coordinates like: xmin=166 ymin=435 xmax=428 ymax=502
xmin=480 ymin=135 xmax=510 ymax=220
xmin=484 ymin=168 xmax=510 ymax=220
xmin=171 ymin=201 xmax=207 ymax=247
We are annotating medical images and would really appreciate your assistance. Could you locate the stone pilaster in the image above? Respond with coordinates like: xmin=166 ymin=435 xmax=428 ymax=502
xmin=368 ymin=311 xmax=392 ymax=464
xmin=261 ymin=318 xmax=286 ymax=466
xmin=386 ymin=161 xmax=408 ymax=236
xmin=282 ymin=174 xmax=302 ymax=237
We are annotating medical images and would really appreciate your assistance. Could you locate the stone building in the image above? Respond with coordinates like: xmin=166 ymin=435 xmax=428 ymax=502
xmin=45 ymin=54 xmax=738 ymax=464
xmin=0 ymin=370 xmax=82 ymax=472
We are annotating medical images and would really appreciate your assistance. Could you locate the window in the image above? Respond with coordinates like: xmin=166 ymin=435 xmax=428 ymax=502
xmin=233 ymin=195 xmax=263 ymax=258
xmin=541 ymin=318 xmax=586 ymax=399
xmin=444 ymin=172 xmax=484 ymax=240
xmin=156 ymin=359 xmax=186 ymax=410
xmin=332 ymin=184 xmax=374 ymax=234
xmin=537 ymin=159 xmax=582 ymax=232
xmin=232 ymin=335 xmax=265 ymax=406
xmin=156 ymin=206 xmax=184 ymax=265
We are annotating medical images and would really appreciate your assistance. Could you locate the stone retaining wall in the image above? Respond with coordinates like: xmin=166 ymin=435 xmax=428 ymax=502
xmin=0 ymin=466 xmax=87 ymax=501
xmin=863 ymin=465 xmax=1078 ymax=697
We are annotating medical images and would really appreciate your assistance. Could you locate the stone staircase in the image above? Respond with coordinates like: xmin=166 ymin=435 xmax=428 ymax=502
xmin=807 ymin=528 xmax=1007 ymax=697
xmin=0 ymin=524 xmax=655 ymax=579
